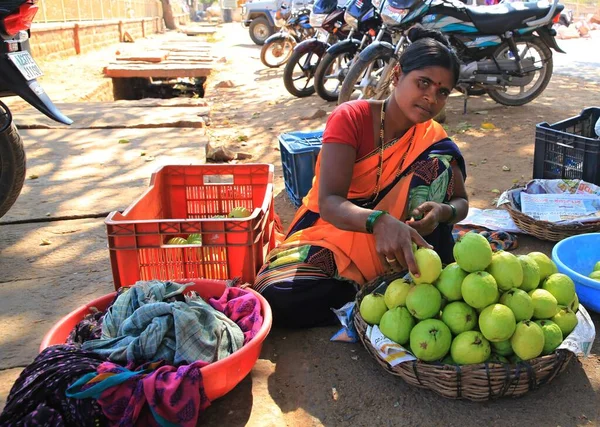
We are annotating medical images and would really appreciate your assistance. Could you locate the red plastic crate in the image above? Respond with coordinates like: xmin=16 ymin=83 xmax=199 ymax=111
xmin=105 ymin=164 xmax=276 ymax=290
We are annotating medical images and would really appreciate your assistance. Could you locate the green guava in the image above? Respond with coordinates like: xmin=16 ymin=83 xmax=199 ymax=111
xmin=593 ymin=261 xmax=600 ymax=272
xmin=551 ymin=307 xmax=578 ymax=337
xmin=406 ymin=284 xmax=442 ymax=320
xmin=486 ymin=251 xmax=523 ymax=291
xmin=452 ymin=232 xmax=493 ymax=272
xmin=461 ymin=271 xmax=498 ymax=309
xmin=528 ymin=252 xmax=558 ymax=281
xmin=379 ymin=307 xmax=415 ymax=345
xmin=529 ymin=289 xmax=559 ymax=319
xmin=534 ymin=319 xmax=564 ymax=355
xmin=518 ymin=254 xmax=541 ymax=292
xmin=491 ymin=339 xmax=513 ymax=356
xmin=569 ymin=293 xmax=580 ymax=313
xmin=409 ymin=319 xmax=452 ymax=362
xmin=589 ymin=271 xmax=600 ymax=281
xmin=499 ymin=288 xmax=534 ymax=322
xmin=359 ymin=293 xmax=388 ymax=325
xmin=478 ymin=304 xmax=517 ymax=342
xmin=409 ymin=248 xmax=442 ymax=285
xmin=451 ymin=331 xmax=491 ymax=365
xmin=542 ymin=273 xmax=576 ymax=306
xmin=435 ymin=263 xmax=467 ymax=301
xmin=510 ymin=320 xmax=545 ymax=360
xmin=487 ymin=353 xmax=510 ymax=364
xmin=441 ymin=301 xmax=477 ymax=335
xmin=384 ymin=278 xmax=412 ymax=309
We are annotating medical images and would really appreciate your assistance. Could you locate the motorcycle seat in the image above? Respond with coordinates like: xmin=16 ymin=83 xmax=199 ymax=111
xmin=466 ymin=1 xmax=564 ymax=35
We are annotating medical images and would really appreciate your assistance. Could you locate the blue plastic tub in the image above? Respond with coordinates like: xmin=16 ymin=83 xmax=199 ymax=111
xmin=552 ymin=233 xmax=600 ymax=314
xmin=278 ymin=131 xmax=323 ymax=207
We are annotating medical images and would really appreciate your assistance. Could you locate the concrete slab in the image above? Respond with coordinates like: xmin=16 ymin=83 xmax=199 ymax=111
xmin=1 ymin=127 xmax=207 ymax=222
xmin=104 ymin=62 xmax=214 ymax=78
xmin=14 ymin=104 xmax=210 ymax=129
xmin=0 ymin=218 xmax=115 ymax=369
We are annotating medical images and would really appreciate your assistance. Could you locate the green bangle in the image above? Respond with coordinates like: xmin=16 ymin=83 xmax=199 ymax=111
xmin=366 ymin=210 xmax=388 ymax=234
xmin=445 ymin=202 xmax=457 ymax=222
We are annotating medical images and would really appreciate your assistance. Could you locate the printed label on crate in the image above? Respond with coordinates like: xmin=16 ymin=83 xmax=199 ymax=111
xmin=366 ymin=325 xmax=416 ymax=366
xmin=557 ymin=305 xmax=596 ymax=357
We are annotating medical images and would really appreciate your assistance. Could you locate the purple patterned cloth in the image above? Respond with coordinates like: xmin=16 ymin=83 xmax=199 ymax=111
xmin=0 ymin=345 xmax=107 ymax=426
xmin=67 ymin=359 xmax=210 ymax=427
xmin=208 ymin=287 xmax=264 ymax=344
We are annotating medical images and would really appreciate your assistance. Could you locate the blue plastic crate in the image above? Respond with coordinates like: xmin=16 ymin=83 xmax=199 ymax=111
xmin=279 ymin=131 xmax=323 ymax=207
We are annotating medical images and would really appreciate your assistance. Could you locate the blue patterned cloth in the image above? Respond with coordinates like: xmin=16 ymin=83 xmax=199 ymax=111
xmin=82 ymin=281 xmax=244 ymax=365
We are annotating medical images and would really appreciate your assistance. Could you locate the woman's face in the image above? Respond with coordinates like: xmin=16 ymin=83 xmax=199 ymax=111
xmin=393 ymin=65 xmax=454 ymax=124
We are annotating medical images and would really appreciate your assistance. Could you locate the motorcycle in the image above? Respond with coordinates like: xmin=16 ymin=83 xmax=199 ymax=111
xmin=338 ymin=0 xmax=564 ymax=108
xmin=0 ymin=0 xmax=72 ymax=218
xmin=313 ymin=0 xmax=385 ymax=101
xmin=260 ymin=4 xmax=315 ymax=68
xmin=282 ymin=0 xmax=352 ymax=97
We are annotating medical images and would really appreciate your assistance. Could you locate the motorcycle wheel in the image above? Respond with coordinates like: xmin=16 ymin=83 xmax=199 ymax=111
xmin=337 ymin=51 xmax=394 ymax=104
xmin=0 ymin=101 xmax=26 ymax=219
xmin=260 ymin=38 xmax=296 ymax=68
xmin=487 ymin=37 xmax=553 ymax=107
xmin=283 ymin=48 xmax=323 ymax=97
xmin=314 ymin=49 xmax=356 ymax=102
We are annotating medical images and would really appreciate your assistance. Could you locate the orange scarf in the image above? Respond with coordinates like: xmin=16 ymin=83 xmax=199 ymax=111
xmin=278 ymin=119 xmax=448 ymax=286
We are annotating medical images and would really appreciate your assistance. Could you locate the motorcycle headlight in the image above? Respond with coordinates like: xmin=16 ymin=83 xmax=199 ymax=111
xmin=343 ymin=11 xmax=359 ymax=30
xmin=309 ymin=13 xmax=327 ymax=28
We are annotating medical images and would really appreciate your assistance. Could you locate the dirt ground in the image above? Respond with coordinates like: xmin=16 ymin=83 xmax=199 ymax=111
xmin=1 ymin=23 xmax=599 ymax=426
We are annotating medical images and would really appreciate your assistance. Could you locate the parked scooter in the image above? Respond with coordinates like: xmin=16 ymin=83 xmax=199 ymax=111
xmin=282 ymin=0 xmax=352 ymax=97
xmin=0 ymin=0 xmax=72 ymax=218
xmin=313 ymin=0 xmax=384 ymax=101
xmin=260 ymin=4 xmax=315 ymax=68
xmin=338 ymin=0 xmax=564 ymax=107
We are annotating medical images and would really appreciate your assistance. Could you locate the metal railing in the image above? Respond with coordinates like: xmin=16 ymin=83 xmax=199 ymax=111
xmin=34 ymin=0 xmax=170 ymax=23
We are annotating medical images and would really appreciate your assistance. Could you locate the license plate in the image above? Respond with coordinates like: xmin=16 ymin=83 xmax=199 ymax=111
xmin=7 ymin=51 xmax=43 ymax=81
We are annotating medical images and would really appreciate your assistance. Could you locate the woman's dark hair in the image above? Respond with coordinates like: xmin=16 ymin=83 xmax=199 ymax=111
xmin=398 ymin=25 xmax=461 ymax=86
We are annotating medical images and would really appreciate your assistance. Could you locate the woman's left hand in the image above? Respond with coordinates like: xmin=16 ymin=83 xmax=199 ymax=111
xmin=406 ymin=201 xmax=446 ymax=236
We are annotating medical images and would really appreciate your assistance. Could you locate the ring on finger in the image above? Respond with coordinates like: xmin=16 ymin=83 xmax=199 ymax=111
xmin=385 ymin=257 xmax=398 ymax=264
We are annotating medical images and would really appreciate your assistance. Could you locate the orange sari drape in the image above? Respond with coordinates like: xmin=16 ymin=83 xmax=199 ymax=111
xmin=274 ymin=119 xmax=449 ymax=286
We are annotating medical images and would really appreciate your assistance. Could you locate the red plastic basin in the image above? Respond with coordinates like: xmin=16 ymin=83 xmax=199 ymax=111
xmin=39 ymin=279 xmax=272 ymax=401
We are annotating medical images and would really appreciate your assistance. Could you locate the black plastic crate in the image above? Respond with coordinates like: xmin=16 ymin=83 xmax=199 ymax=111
xmin=533 ymin=107 xmax=600 ymax=185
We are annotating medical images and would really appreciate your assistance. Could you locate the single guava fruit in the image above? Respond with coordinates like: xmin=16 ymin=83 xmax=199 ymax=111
xmin=453 ymin=232 xmax=493 ymax=272
xmin=406 ymin=284 xmax=442 ymax=320
xmin=499 ymin=288 xmax=534 ymax=322
xmin=479 ymin=304 xmax=517 ymax=342
xmin=528 ymin=252 xmax=558 ymax=281
xmin=435 ymin=263 xmax=467 ymax=301
xmin=551 ymin=307 xmax=578 ymax=337
xmin=534 ymin=319 xmax=564 ymax=355
xmin=409 ymin=319 xmax=452 ymax=362
xmin=228 ymin=206 xmax=252 ymax=218
xmin=589 ymin=271 xmax=600 ymax=281
xmin=542 ymin=273 xmax=576 ymax=306
xmin=359 ymin=293 xmax=388 ymax=325
xmin=187 ymin=233 xmax=202 ymax=244
xmin=487 ymin=353 xmax=510 ymax=364
xmin=409 ymin=248 xmax=442 ymax=285
xmin=510 ymin=354 xmax=524 ymax=365
xmin=461 ymin=271 xmax=499 ymax=309
xmin=529 ymin=289 xmax=559 ymax=319
xmin=451 ymin=331 xmax=491 ymax=365
xmin=518 ymin=254 xmax=541 ymax=292
xmin=510 ymin=320 xmax=545 ymax=360
xmin=593 ymin=261 xmax=600 ymax=272
xmin=441 ymin=301 xmax=478 ymax=335
xmin=167 ymin=237 xmax=187 ymax=245
xmin=384 ymin=279 xmax=412 ymax=309
xmin=379 ymin=307 xmax=415 ymax=345
xmin=569 ymin=293 xmax=580 ymax=312
xmin=491 ymin=339 xmax=513 ymax=356
xmin=486 ymin=251 xmax=523 ymax=291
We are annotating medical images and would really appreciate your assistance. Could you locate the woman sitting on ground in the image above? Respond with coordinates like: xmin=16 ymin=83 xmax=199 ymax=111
xmin=254 ymin=26 xmax=469 ymax=328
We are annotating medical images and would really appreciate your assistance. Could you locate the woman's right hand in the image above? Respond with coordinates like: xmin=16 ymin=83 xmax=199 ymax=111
xmin=372 ymin=214 xmax=432 ymax=277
